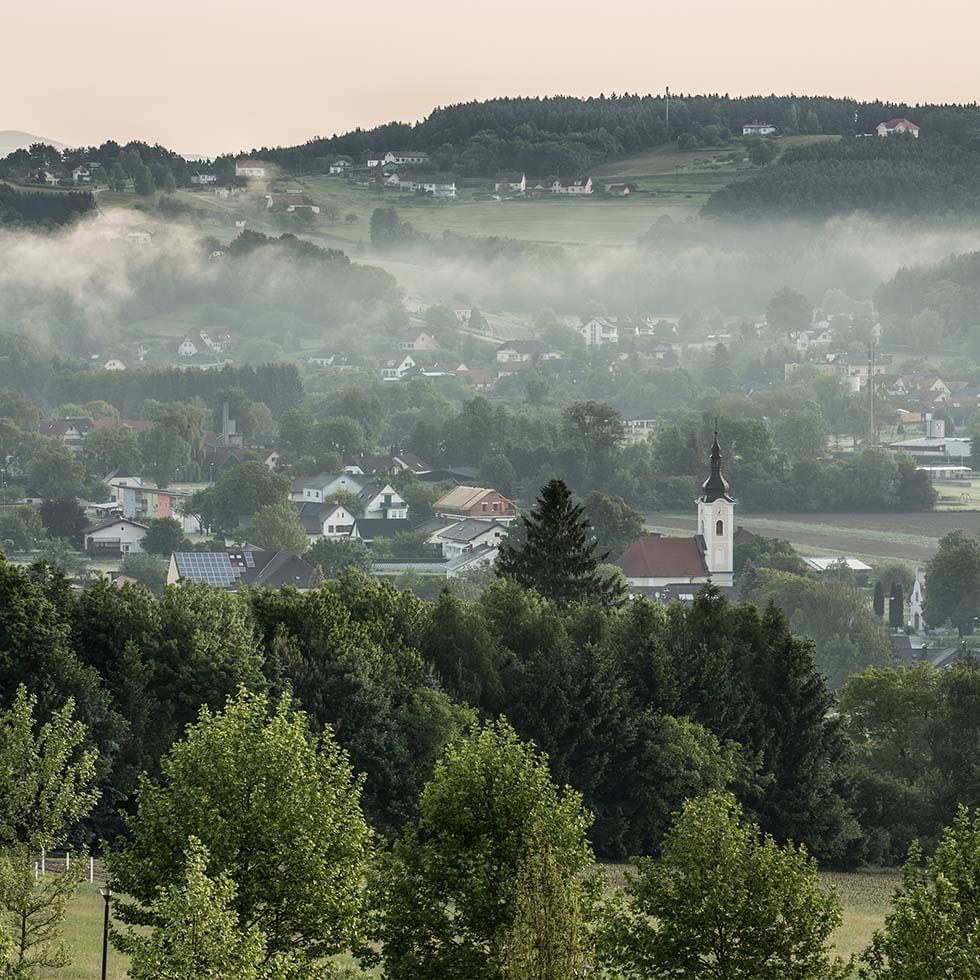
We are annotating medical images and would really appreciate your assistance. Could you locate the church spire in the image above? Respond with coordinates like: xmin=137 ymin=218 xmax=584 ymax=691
xmin=700 ymin=422 xmax=731 ymax=502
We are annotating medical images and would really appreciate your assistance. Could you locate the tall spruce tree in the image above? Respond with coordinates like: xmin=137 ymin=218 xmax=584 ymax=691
xmin=496 ymin=479 xmax=626 ymax=608
xmin=873 ymin=581 xmax=885 ymax=618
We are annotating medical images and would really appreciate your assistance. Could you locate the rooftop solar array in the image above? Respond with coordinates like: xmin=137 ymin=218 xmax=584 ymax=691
xmin=174 ymin=552 xmax=244 ymax=589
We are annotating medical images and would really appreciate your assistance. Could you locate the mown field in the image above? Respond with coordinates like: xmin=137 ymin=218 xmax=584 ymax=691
xmin=646 ymin=510 xmax=980 ymax=565
xmin=45 ymin=869 xmax=897 ymax=978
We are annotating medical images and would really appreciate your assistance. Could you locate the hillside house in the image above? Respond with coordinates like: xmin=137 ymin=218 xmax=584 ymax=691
xmin=796 ymin=327 xmax=834 ymax=354
xmin=383 ymin=150 xmax=430 ymax=165
xmin=344 ymin=452 xmax=432 ymax=477
xmin=398 ymin=331 xmax=439 ymax=352
xmin=351 ymin=517 xmax=414 ymax=544
xmin=434 ymin=486 xmax=517 ymax=520
xmin=742 ymin=121 xmax=777 ymax=136
xmin=83 ymin=517 xmax=148 ymax=556
xmin=877 ymin=118 xmax=919 ymax=138
xmin=381 ymin=354 xmax=416 ymax=380
xmin=606 ymin=183 xmax=630 ymax=197
xmin=580 ymin=318 xmax=619 ymax=347
xmin=554 ymin=176 xmax=593 ymax=195
xmin=235 ymin=159 xmax=267 ymax=177
xmin=71 ymin=166 xmax=92 ymax=182
xmin=494 ymin=172 xmax=526 ymax=194
xmin=358 ymin=481 xmax=408 ymax=520
xmin=329 ymin=158 xmax=352 ymax=174
xmin=40 ymin=418 xmax=92 ymax=452
xmin=190 ymin=172 xmax=218 ymax=185
xmin=456 ymin=367 xmax=494 ymax=391
xmin=496 ymin=339 xmax=547 ymax=362
xmin=295 ymin=501 xmax=358 ymax=541
xmin=430 ymin=518 xmax=509 ymax=558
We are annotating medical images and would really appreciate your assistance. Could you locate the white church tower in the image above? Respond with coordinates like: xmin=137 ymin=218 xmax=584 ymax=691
xmin=697 ymin=427 xmax=735 ymax=580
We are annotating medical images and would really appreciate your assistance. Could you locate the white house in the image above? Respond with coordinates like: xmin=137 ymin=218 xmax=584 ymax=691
xmin=84 ymin=517 xmax=149 ymax=556
xmin=103 ymin=357 xmax=127 ymax=371
xmin=359 ymin=482 xmax=408 ymax=520
xmin=742 ymin=121 xmax=777 ymax=136
xmin=430 ymin=519 xmax=509 ymax=558
xmin=554 ymin=176 xmax=592 ymax=195
xmin=295 ymin=502 xmax=358 ymax=542
xmin=796 ymin=327 xmax=834 ymax=354
xmin=329 ymin=159 xmax=353 ymax=175
xmin=383 ymin=150 xmax=430 ymax=165
xmin=494 ymin=172 xmax=526 ymax=194
xmin=366 ymin=157 xmax=382 ymax=168
xmin=580 ymin=318 xmax=619 ymax=347
xmin=235 ymin=159 xmax=267 ymax=178
xmin=297 ymin=473 xmax=365 ymax=504
xmin=190 ymin=173 xmax=218 ymax=185
xmin=71 ymin=166 xmax=92 ymax=183
xmin=876 ymin=118 xmax=919 ymax=138
xmin=381 ymin=354 xmax=416 ymax=381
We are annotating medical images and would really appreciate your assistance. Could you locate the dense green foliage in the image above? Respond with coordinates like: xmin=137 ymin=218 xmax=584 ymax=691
xmin=0 ymin=185 xmax=94 ymax=227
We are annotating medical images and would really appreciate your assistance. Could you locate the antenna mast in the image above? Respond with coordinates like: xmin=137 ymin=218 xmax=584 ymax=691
xmin=665 ymin=86 xmax=670 ymax=132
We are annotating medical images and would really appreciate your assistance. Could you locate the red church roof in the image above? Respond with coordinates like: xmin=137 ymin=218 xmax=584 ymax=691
xmin=615 ymin=535 xmax=708 ymax=579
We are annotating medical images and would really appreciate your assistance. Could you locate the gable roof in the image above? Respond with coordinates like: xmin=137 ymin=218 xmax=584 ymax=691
xmin=437 ymin=518 xmax=509 ymax=543
xmin=353 ymin=517 xmax=413 ymax=540
xmin=616 ymin=535 xmax=709 ymax=579
xmin=434 ymin=486 xmax=504 ymax=511
xmin=84 ymin=517 xmax=150 ymax=535
xmin=172 ymin=549 xmax=314 ymax=590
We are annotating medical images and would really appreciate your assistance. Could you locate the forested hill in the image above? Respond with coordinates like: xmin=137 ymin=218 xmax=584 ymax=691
xmin=249 ymin=93 xmax=980 ymax=177
xmin=703 ymin=131 xmax=980 ymax=220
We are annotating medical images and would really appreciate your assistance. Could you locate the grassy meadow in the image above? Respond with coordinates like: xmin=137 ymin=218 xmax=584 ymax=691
xmin=45 ymin=868 xmax=897 ymax=978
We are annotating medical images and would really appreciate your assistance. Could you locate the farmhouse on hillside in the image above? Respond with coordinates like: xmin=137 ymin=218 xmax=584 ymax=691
xmin=876 ymin=118 xmax=919 ymax=138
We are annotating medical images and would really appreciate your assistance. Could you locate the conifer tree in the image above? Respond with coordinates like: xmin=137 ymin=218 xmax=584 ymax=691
xmin=496 ymin=479 xmax=626 ymax=608
xmin=873 ymin=580 xmax=885 ymax=618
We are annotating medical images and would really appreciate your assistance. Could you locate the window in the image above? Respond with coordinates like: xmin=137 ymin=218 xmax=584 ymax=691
xmin=716 ymin=519 xmax=724 ymax=535
xmin=493 ymin=502 xmax=500 ymax=512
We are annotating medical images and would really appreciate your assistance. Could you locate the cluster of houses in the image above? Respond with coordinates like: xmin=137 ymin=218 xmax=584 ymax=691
xmin=742 ymin=117 xmax=920 ymax=139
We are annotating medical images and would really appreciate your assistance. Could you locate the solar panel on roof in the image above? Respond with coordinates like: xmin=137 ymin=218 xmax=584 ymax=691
xmin=244 ymin=552 xmax=255 ymax=568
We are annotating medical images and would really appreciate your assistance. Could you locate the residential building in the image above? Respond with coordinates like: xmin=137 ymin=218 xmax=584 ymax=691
xmin=190 ymin=172 xmax=218 ymax=185
xmin=121 ymin=485 xmax=200 ymax=533
xmin=887 ymin=436 xmax=971 ymax=461
xmin=352 ymin=517 xmax=414 ymax=544
xmin=606 ymin=183 xmax=630 ymax=196
xmin=876 ymin=118 xmax=920 ymax=138
xmin=265 ymin=192 xmax=320 ymax=214
xmin=554 ymin=176 xmax=593 ymax=195
xmin=796 ymin=327 xmax=834 ymax=354
xmin=296 ymin=473 xmax=364 ymax=504
xmin=398 ymin=331 xmax=439 ymax=352
xmin=167 ymin=548 xmax=315 ymax=590
xmin=430 ymin=518 xmax=509 ymax=558
xmin=235 ymin=159 xmax=267 ymax=178
xmin=456 ymin=367 xmax=494 ymax=391
xmin=343 ymin=453 xmax=432 ymax=477
xmin=83 ymin=517 xmax=149 ymax=556
xmin=381 ymin=354 xmax=416 ymax=381
xmin=382 ymin=150 xmax=430 ymax=165
xmin=71 ymin=166 xmax=92 ymax=182
xmin=616 ymin=432 xmax=735 ymax=594
xmin=329 ymin=158 xmax=352 ymax=174
xmin=494 ymin=172 xmax=526 ymax=194
xmin=433 ymin=486 xmax=517 ymax=520
xmin=295 ymin=501 xmax=358 ymax=541
xmin=358 ymin=481 xmax=408 ymax=519
xmin=742 ymin=121 xmax=777 ymax=136
xmin=580 ymin=318 xmax=619 ymax=347
xmin=801 ymin=556 xmax=873 ymax=580
xmin=40 ymin=418 xmax=92 ymax=452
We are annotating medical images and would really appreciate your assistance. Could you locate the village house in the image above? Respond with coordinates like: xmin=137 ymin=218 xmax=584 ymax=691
xmin=295 ymin=472 xmax=364 ymax=504
xmin=358 ymin=481 xmax=408 ymax=520
xmin=343 ymin=452 xmax=432 ymax=478
xmin=40 ymin=418 xmax=92 ymax=452
xmin=121 ymin=485 xmax=201 ymax=533
xmin=796 ymin=327 xmax=835 ymax=354
xmin=398 ymin=330 xmax=439 ymax=352
xmin=496 ymin=339 xmax=547 ymax=363
xmin=429 ymin=518 xmax=510 ymax=558
xmin=265 ymin=192 xmax=320 ymax=214
xmin=235 ymin=159 xmax=267 ymax=178
xmin=190 ymin=172 xmax=218 ymax=185
xmin=554 ymin=176 xmax=593 ymax=195
xmin=606 ymin=183 xmax=631 ymax=197
xmin=456 ymin=367 xmax=494 ymax=391
xmin=616 ymin=432 xmax=735 ymax=595
xmin=168 ymin=548 xmax=315 ymax=591
xmin=71 ymin=165 xmax=92 ymax=182
xmin=382 ymin=150 xmax=430 ymax=165
xmin=494 ymin=172 xmax=526 ymax=194
xmin=876 ymin=118 xmax=919 ymax=138
xmin=329 ymin=158 xmax=353 ymax=175
xmin=381 ymin=354 xmax=416 ymax=381
xmin=83 ymin=517 xmax=149 ymax=556
xmin=434 ymin=485 xmax=517 ymax=520
xmin=742 ymin=121 xmax=777 ymax=136
xmin=351 ymin=516 xmax=414 ymax=545
xmin=295 ymin=501 xmax=358 ymax=542
xmin=580 ymin=317 xmax=619 ymax=347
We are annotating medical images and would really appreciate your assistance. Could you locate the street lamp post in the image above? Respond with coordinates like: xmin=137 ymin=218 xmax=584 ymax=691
xmin=100 ymin=886 xmax=112 ymax=980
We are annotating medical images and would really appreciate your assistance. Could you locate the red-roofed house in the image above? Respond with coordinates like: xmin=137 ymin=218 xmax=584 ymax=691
xmin=876 ymin=118 xmax=919 ymax=138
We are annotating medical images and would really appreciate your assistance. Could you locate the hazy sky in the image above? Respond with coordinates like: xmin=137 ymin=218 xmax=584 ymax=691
xmin=5 ymin=0 xmax=978 ymax=156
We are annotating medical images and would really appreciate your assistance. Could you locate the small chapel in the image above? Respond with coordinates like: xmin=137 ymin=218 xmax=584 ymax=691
xmin=616 ymin=430 xmax=736 ymax=597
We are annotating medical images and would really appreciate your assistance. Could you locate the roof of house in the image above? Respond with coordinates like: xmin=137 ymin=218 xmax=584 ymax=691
xmin=445 ymin=543 xmax=499 ymax=572
xmin=881 ymin=118 xmax=918 ymax=129
xmin=358 ymin=480 xmax=397 ymax=503
xmin=90 ymin=418 xmax=153 ymax=433
xmin=172 ymin=549 xmax=314 ymax=590
xmin=615 ymin=535 xmax=709 ymax=579
xmin=84 ymin=517 xmax=150 ymax=535
xmin=353 ymin=517 xmax=413 ymax=539
xmin=437 ymin=518 xmax=508 ymax=543
xmin=303 ymin=472 xmax=361 ymax=492
xmin=294 ymin=500 xmax=354 ymax=533
xmin=434 ymin=486 xmax=508 ymax=511
xmin=498 ymin=339 xmax=545 ymax=354
xmin=41 ymin=418 xmax=92 ymax=437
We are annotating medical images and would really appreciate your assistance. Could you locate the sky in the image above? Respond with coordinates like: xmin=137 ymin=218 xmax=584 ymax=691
xmin=4 ymin=0 xmax=978 ymax=156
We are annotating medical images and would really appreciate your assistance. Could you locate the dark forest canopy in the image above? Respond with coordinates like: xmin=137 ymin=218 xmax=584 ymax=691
xmin=0 ymin=184 xmax=95 ymax=227
xmin=704 ymin=132 xmax=980 ymax=219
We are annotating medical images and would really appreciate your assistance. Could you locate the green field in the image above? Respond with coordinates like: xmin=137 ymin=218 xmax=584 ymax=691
xmin=646 ymin=510 xmax=980 ymax=566
xmin=47 ymin=868 xmax=896 ymax=978
xmin=90 ymin=136 xmax=838 ymax=251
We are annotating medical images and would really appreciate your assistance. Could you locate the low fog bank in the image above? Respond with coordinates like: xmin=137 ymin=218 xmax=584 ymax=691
xmin=1 ymin=211 xmax=979 ymax=362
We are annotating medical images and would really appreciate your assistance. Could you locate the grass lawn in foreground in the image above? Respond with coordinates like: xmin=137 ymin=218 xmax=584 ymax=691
xmin=47 ymin=869 xmax=895 ymax=978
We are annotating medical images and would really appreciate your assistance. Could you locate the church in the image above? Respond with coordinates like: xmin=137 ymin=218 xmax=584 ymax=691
xmin=615 ymin=431 xmax=736 ymax=597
